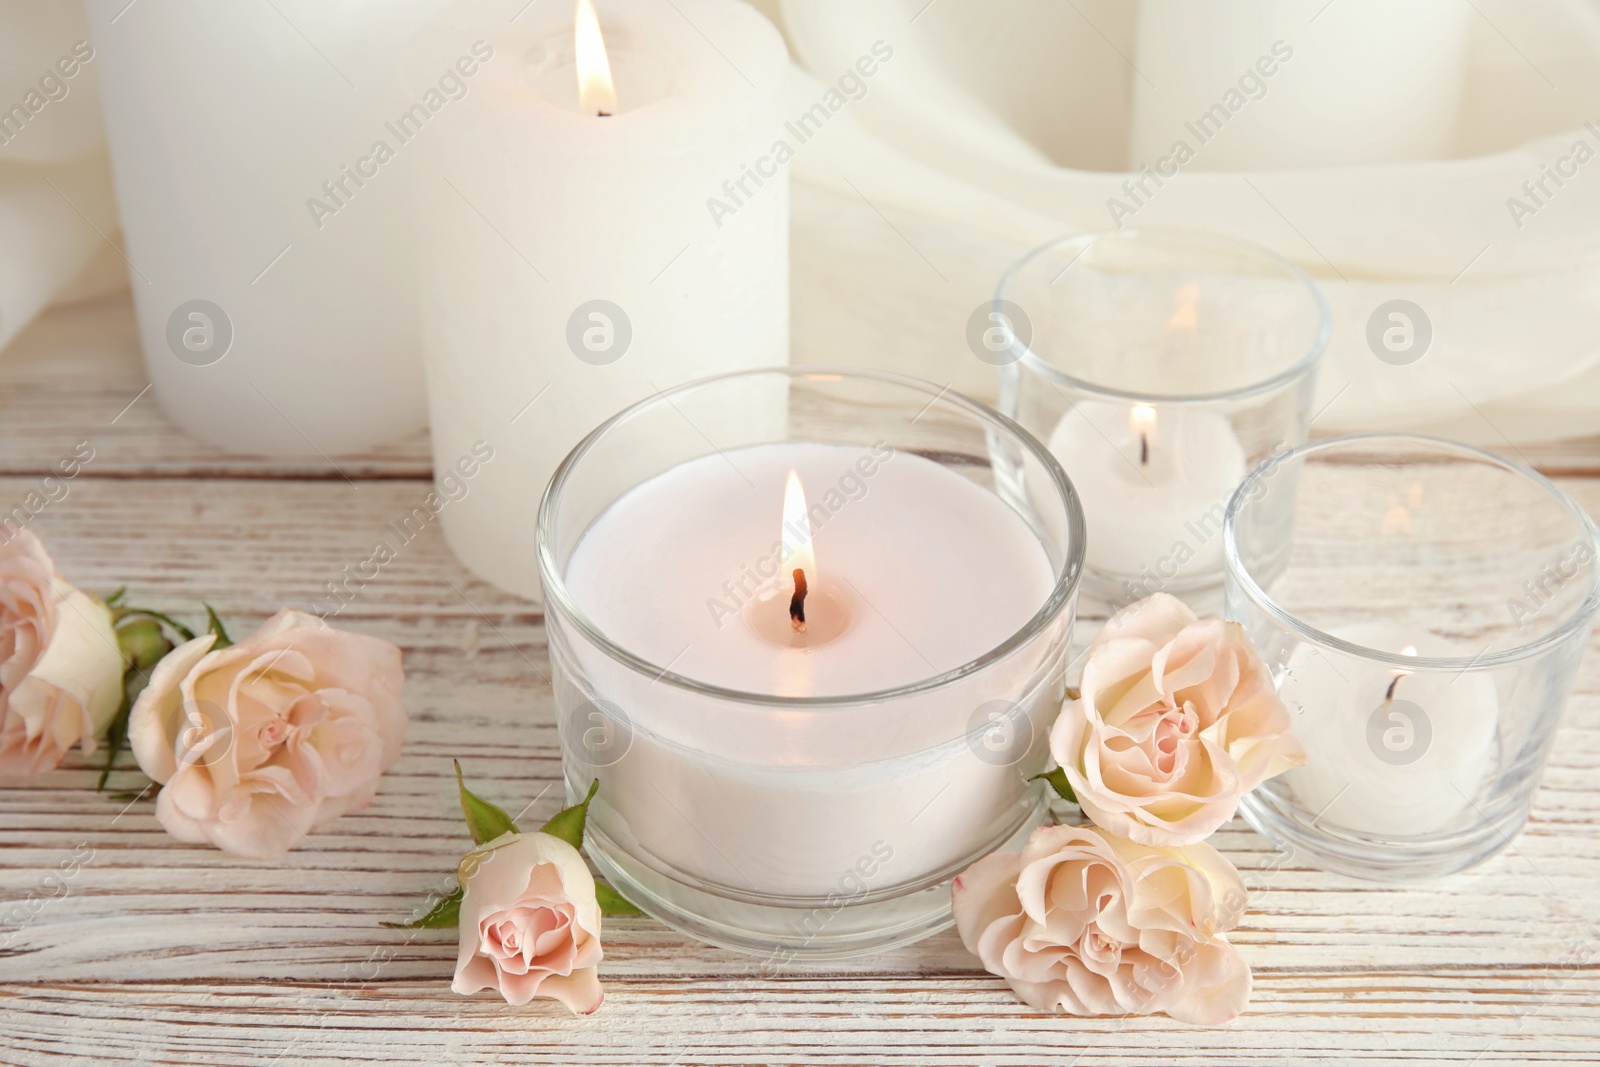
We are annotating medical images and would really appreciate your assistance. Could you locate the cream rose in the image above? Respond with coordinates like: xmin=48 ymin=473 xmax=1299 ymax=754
xmin=1051 ymin=594 xmax=1304 ymax=847
xmin=952 ymin=823 xmax=1251 ymax=1025
xmin=0 ymin=527 xmax=123 ymax=777
xmin=453 ymin=831 xmax=605 ymax=1013
xmin=128 ymin=609 xmax=405 ymax=858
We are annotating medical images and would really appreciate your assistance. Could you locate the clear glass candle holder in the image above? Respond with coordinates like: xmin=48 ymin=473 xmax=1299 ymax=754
xmin=1226 ymin=434 xmax=1600 ymax=881
xmin=996 ymin=228 xmax=1329 ymax=615
xmin=538 ymin=367 xmax=1084 ymax=959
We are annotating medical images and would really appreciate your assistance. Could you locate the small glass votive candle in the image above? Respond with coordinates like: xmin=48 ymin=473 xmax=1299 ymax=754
xmin=996 ymin=228 xmax=1329 ymax=614
xmin=1226 ymin=434 xmax=1600 ymax=880
xmin=538 ymin=367 xmax=1084 ymax=958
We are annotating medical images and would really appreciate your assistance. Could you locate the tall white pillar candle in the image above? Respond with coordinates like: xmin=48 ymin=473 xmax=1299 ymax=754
xmin=413 ymin=0 xmax=790 ymax=601
xmin=86 ymin=0 xmax=428 ymax=454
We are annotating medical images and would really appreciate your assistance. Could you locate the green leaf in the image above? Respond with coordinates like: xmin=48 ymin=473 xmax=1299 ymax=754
xmin=1032 ymin=766 xmax=1078 ymax=805
xmin=595 ymin=879 xmax=643 ymax=917
xmin=102 ymin=586 xmax=127 ymax=607
xmin=381 ymin=887 xmax=461 ymax=929
xmin=539 ymin=779 xmax=598 ymax=851
xmin=203 ymin=604 xmax=232 ymax=649
xmin=455 ymin=760 xmax=519 ymax=845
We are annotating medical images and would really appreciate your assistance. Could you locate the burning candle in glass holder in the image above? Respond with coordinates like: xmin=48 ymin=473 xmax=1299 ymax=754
xmin=540 ymin=368 xmax=1084 ymax=958
xmin=998 ymin=229 xmax=1328 ymax=612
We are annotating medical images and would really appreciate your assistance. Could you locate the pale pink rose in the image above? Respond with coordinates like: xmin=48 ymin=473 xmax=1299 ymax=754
xmin=1051 ymin=593 xmax=1304 ymax=847
xmin=0 ymin=527 xmax=123 ymax=777
xmin=453 ymin=831 xmax=604 ymax=1013
xmin=128 ymin=609 xmax=405 ymax=858
xmin=952 ymin=822 xmax=1251 ymax=1025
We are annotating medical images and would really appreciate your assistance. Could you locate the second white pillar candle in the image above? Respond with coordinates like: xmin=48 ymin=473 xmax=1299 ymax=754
xmin=413 ymin=0 xmax=791 ymax=601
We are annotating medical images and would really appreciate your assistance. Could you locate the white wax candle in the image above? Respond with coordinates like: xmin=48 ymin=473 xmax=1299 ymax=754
xmin=1277 ymin=623 xmax=1499 ymax=837
xmin=1046 ymin=401 xmax=1245 ymax=583
xmin=414 ymin=0 xmax=789 ymax=602
xmin=86 ymin=0 xmax=428 ymax=454
xmin=562 ymin=442 xmax=1060 ymax=895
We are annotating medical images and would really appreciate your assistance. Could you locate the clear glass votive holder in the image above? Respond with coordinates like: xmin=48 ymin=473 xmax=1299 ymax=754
xmin=996 ymin=228 xmax=1330 ymax=616
xmin=537 ymin=367 xmax=1085 ymax=959
xmin=1226 ymin=434 xmax=1600 ymax=881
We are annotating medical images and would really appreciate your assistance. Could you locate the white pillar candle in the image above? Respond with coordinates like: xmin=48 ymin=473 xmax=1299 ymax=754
xmin=1277 ymin=622 xmax=1499 ymax=837
xmin=561 ymin=442 xmax=1060 ymax=896
xmin=1046 ymin=400 xmax=1246 ymax=585
xmin=85 ymin=0 xmax=429 ymax=454
xmin=1128 ymin=0 xmax=1471 ymax=172
xmin=413 ymin=0 xmax=789 ymax=601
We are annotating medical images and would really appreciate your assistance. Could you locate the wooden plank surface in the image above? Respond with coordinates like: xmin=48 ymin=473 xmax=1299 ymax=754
xmin=2 ymin=295 xmax=1599 ymax=1066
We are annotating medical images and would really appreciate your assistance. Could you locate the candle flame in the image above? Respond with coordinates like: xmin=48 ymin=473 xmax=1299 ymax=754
xmin=574 ymin=0 xmax=617 ymax=116
xmin=780 ymin=469 xmax=817 ymax=582
xmin=1129 ymin=403 xmax=1157 ymax=468
xmin=1395 ymin=644 xmax=1419 ymax=680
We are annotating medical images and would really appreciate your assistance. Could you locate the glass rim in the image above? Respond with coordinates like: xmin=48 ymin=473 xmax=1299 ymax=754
xmin=1223 ymin=432 xmax=1600 ymax=671
xmin=536 ymin=365 xmax=1087 ymax=709
xmin=996 ymin=226 xmax=1332 ymax=404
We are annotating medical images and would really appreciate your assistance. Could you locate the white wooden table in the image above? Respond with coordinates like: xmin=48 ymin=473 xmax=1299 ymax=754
xmin=3 ymin=295 xmax=1599 ymax=1065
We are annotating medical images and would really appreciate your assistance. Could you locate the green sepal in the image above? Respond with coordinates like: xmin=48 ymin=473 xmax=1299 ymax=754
xmin=102 ymin=586 xmax=127 ymax=607
xmin=97 ymin=665 xmax=155 ymax=792
xmin=389 ymin=773 xmax=636 ymax=929
xmin=203 ymin=604 xmax=232 ymax=649
xmin=539 ymin=779 xmax=598 ymax=851
xmin=111 ymin=605 xmax=196 ymax=642
xmin=116 ymin=617 xmax=170 ymax=672
xmin=595 ymin=879 xmax=643 ymax=917
xmin=1032 ymin=766 xmax=1078 ymax=804
xmin=380 ymin=887 xmax=462 ymax=929
xmin=455 ymin=760 xmax=519 ymax=845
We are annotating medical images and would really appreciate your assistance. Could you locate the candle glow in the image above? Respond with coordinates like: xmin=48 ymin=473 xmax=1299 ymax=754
xmin=1166 ymin=282 xmax=1201 ymax=333
xmin=1386 ymin=644 xmax=1418 ymax=700
xmin=575 ymin=0 xmax=617 ymax=116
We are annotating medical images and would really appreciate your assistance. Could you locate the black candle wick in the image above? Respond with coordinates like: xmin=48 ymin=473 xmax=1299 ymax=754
xmin=789 ymin=568 xmax=808 ymax=633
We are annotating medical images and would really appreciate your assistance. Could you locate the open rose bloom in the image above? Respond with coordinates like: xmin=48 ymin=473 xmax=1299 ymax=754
xmin=0 ymin=527 xmax=123 ymax=776
xmin=453 ymin=831 xmax=605 ymax=1013
xmin=953 ymin=823 xmax=1250 ymax=1025
xmin=129 ymin=609 xmax=405 ymax=858
xmin=1052 ymin=593 xmax=1305 ymax=847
